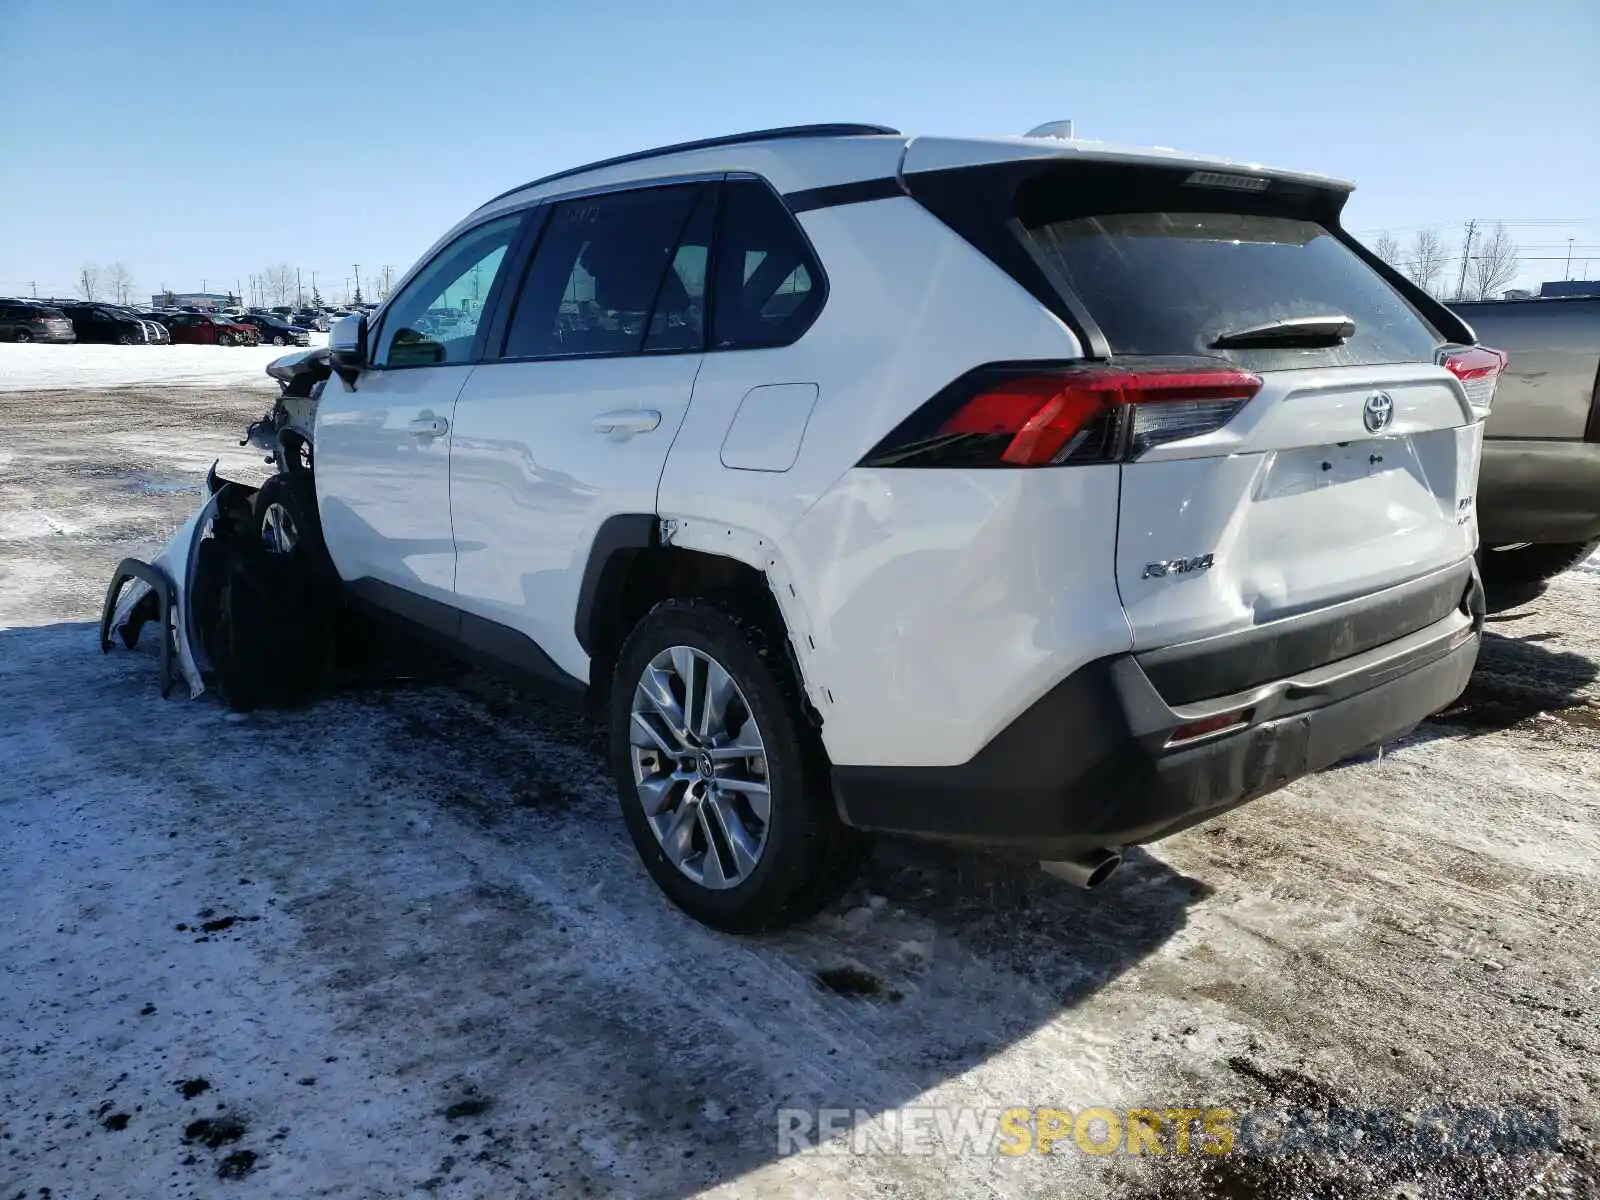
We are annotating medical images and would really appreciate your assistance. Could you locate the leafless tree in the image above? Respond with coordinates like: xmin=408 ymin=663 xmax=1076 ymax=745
xmin=1469 ymin=222 xmax=1521 ymax=300
xmin=1406 ymin=228 xmax=1450 ymax=297
xmin=105 ymin=262 xmax=135 ymax=305
xmin=261 ymin=263 xmax=298 ymax=307
xmin=1370 ymin=231 xmax=1404 ymax=270
xmin=77 ymin=263 xmax=101 ymax=301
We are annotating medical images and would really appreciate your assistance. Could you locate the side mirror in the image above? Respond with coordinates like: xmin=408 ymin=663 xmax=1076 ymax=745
xmin=329 ymin=312 xmax=368 ymax=384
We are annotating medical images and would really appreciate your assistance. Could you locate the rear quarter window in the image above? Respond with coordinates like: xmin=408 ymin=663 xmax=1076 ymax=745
xmin=1020 ymin=208 xmax=1443 ymax=371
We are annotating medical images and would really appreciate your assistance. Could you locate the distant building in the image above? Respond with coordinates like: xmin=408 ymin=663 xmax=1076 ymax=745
xmin=1539 ymin=280 xmax=1600 ymax=299
xmin=150 ymin=291 xmax=234 ymax=309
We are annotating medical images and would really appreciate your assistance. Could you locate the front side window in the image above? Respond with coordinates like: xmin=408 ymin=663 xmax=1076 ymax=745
xmin=373 ymin=213 xmax=523 ymax=368
xmin=710 ymin=180 xmax=824 ymax=350
xmin=501 ymin=185 xmax=707 ymax=360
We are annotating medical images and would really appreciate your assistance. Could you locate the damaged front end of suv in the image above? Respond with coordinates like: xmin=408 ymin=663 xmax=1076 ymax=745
xmin=99 ymin=348 xmax=335 ymax=709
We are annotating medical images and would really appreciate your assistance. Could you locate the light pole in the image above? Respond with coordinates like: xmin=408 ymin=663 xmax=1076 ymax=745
xmin=1454 ymin=221 xmax=1476 ymax=301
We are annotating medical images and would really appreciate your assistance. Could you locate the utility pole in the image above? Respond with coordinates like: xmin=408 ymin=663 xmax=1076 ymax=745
xmin=1455 ymin=220 xmax=1477 ymax=301
xmin=352 ymin=264 xmax=362 ymax=305
xmin=1567 ymin=238 xmax=1576 ymax=281
xmin=29 ymin=281 xmax=37 ymax=298
xmin=296 ymin=267 xmax=303 ymax=307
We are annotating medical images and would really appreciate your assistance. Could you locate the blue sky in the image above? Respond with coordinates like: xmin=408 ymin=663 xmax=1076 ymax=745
xmin=1 ymin=0 xmax=1595 ymax=303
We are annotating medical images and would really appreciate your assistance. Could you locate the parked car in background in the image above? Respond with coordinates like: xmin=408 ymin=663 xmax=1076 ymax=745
xmin=160 ymin=312 xmax=261 ymax=346
xmin=235 ymin=313 xmax=312 ymax=346
xmin=0 ymin=299 xmax=75 ymax=343
xmin=93 ymin=306 xmax=168 ymax=344
xmin=133 ymin=314 xmax=173 ymax=344
xmin=1450 ymin=297 xmax=1600 ymax=605
xmin=55 ymin=303 xmax=153 ymax=344
xmin=293 ymin=309 xmax=330 ymax=331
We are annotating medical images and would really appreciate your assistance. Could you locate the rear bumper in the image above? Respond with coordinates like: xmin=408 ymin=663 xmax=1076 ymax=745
xmin=28 ymin=330 xmax=76 ymax=343
xmin=831 ymin=563 xmax=1483 ymax=857
xmin=1479 ymin=438 xmax=1600 ymax=544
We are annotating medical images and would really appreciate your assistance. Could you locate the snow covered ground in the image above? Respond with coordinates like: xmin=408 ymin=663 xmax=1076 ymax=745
xmin=0 ymin=333 xmax=328 ymax=394
xmin=0 ymin=375 xmax=1597 ymax=1198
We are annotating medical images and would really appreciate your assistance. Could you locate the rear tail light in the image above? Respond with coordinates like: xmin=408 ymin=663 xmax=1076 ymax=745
xmin=860 ymin=360 xmax=1263 ymax=468
xmin=1440 ymin=345 xmax=1507 ymax=420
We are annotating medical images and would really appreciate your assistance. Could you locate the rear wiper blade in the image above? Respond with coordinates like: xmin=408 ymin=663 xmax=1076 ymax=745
xmin=1210 ymin=315 xmax=1356 ymax=349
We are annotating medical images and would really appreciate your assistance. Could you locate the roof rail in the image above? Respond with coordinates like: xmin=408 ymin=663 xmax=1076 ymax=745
xmin=476 ymin=122 xmax=901 ymax=211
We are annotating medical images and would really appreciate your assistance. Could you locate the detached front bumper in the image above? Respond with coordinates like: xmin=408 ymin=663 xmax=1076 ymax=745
xmin=1479 ymin=438 xmax=1600 ymax=544
xmin=831 ymin=560 xmax=1483 ymax=857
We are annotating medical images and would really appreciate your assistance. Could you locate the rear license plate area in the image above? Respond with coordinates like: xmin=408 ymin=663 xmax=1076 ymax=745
xmin=1256 ymin=442 xmax=1398 ymax=501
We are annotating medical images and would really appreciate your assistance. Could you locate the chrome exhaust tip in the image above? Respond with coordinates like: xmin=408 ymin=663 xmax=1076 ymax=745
xmin=1041 ymin=849 xmax=1123 ymax=890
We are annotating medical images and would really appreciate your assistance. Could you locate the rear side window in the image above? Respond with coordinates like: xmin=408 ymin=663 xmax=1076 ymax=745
xmin=1011 ymin=169 xmax=1441 ymax=370
xmin=503 ymin=185 xmax=706 ymax=359
xmin=711 ymin=180 xmax=824 ymax=350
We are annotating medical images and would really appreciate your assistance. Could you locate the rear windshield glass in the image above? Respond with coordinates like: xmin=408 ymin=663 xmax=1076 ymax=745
xmin=1018 ymin=207 xmax=1442 ymax=371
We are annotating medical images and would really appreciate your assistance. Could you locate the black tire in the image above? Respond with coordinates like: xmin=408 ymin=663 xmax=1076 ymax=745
xmin=1480 ymin=539 xmax=1598 ymax=613
xmin=252 ymin=472 xmax=336 ymax=593
xmin=218 ymin=332 xmax=235 ymax=347
xmin=1482 ymin=539 xmax=1599 ymax=587
xmin=272 ymin=334 xmax=287 ymax=346
xmin=610 ymin=597 xmax=865 ymax=933
xmin=14 ymin=329 xmax=31 ymax=343
xmin=116 ymin=334 xmax=132 ymax=345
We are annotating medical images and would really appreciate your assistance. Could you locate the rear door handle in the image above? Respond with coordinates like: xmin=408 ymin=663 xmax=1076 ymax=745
xmin=592 ymin=409 xmax=661 ymax=437
xmin=408 ymin=416 xmax=449 ymax=438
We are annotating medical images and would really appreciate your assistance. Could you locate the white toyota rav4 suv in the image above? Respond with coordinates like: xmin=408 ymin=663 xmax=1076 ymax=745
xmin=254 ymin=123 xmax=1498 ymax=931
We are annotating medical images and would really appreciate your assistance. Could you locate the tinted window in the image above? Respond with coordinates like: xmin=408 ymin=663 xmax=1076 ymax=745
xmin=502 ymin=185 xmax=704 ymax=360
xmin=710 ymin=180 xmax=823 ymax=350
xmin=1011 ymin=170 xmax=1440 ymax=370
xmin=373 ymin=213 xmax=523 ymax=368
xmin=645 ymin=188 xmax=714 ymax=353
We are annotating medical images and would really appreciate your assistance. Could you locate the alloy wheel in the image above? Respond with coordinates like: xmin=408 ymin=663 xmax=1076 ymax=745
xmin=629 ymin=645 xmax=770 ymax=890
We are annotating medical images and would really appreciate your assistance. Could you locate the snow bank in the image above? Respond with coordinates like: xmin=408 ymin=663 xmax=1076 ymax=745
xmin=0 ymin=333 xmax=329 ymax=393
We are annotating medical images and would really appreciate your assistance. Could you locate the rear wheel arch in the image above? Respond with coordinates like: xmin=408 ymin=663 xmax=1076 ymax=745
xmin=579 ymin=522 xmax=810 ymax=718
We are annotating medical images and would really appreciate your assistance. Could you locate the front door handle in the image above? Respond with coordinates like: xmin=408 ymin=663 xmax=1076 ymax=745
xmin=408 ymin=415 xmax=449 ymax=438
xmin=592 ymin=409 xmax=662 ymax=437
